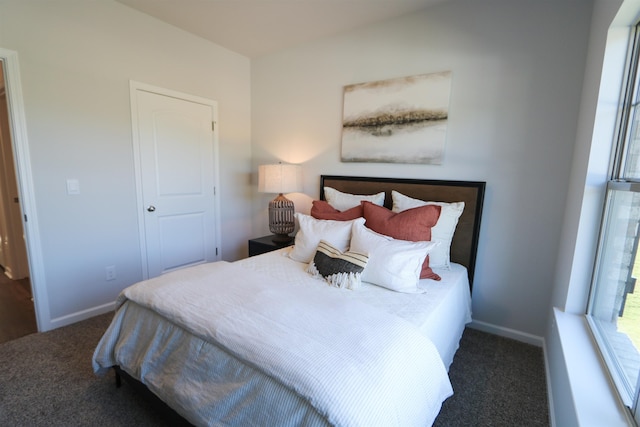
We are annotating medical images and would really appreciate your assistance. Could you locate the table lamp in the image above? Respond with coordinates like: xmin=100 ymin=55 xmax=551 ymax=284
xmin=258 ymin=163 xmax=302 ymax=243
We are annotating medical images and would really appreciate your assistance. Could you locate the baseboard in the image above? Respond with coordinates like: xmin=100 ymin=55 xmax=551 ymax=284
xmin=48 ymin=301 xmax=115 ymax=330
xmin=542 ymin=339 xmax=556 ymax=427
xmin=468 ymin=319 xmax=544 ymax=347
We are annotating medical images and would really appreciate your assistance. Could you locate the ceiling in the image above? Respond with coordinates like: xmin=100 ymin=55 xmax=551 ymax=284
xmin=115 ymin=0 xmax=446 ymax=58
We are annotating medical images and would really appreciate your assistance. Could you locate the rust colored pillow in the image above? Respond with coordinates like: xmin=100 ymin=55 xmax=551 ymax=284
xmin=311 ymin=200 xmax=364 ymax=221
xmin=362 ymin=201 xmax=442 ymax=280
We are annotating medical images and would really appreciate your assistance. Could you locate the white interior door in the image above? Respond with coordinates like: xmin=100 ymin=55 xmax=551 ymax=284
xmin=131 ymin=83 xmax=220 ymax=278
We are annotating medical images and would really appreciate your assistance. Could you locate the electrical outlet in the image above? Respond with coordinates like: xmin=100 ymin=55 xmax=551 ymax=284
xmin=105 ymin=265 xmax=116 ymax=281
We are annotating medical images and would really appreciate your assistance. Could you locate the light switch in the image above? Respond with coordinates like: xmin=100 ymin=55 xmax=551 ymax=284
xmin=66 ymin=179 xmax=80 ymax=195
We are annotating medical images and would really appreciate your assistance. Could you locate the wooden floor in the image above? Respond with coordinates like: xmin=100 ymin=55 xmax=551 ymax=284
xmin=0 ymin=272 xmax=37 ymax=344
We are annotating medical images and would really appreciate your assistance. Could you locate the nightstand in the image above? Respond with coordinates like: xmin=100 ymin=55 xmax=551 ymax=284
xmin=248 ymin=235 xmax=295 ymax=257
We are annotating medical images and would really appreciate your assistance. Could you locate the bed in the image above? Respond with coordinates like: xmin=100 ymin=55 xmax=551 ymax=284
xmin=92 ymin=175 xmax=485 ymax=427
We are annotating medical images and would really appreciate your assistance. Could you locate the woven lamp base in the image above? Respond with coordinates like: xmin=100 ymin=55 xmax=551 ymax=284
xmin=269 ymin=194 xmax=295 ymax=242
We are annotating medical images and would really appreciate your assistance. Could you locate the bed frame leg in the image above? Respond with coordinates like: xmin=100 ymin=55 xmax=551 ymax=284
xmin=114 ymin=367 xmax=122 ymax=388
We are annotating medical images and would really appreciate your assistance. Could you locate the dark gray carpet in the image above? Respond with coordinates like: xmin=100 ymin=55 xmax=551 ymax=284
xmin=434 ymin=328 xmax=549 ymax=426
xmin=0 ymin=313 xmax=549 ymax=426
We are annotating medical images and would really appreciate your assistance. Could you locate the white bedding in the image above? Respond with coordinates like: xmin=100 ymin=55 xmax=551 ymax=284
xmin=93 ymin=250 xmax=470 ymax=426
xmin=237 ymin=248 xmax=472 ymax=368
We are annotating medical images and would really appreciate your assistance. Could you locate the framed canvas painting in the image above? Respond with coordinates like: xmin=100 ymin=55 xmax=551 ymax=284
xmin=341 ymin=72 xmax=452 ymax=164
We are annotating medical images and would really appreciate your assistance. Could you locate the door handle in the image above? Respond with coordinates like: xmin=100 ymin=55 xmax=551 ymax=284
xmin=147 ymin=205 xmax=156 ymax=212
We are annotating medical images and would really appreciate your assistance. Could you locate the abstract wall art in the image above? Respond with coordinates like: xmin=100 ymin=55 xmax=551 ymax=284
xmin=341 ymin=71 xmax=452 ymax=164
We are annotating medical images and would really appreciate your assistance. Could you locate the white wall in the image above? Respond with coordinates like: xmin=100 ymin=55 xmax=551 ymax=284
xmin=552 ymin=0 xmax=628 ymax=317
xmin=0 ymin=0 xmax=252 ymax=329
xmin=0 ymin=0 xmax=604 ymax=343
xmin=252 ymin=0 xmax=594 ymax=338
xmin=547 ymin=0 xmax=636 ymax=425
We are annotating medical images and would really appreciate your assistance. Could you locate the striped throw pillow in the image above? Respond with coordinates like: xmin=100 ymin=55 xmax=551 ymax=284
xmin=307 ymin=240 xmax=368 ymax=290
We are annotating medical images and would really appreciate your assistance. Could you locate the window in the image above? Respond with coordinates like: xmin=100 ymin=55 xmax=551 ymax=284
xmin=588 ymin=22 xmax=640 ymax=423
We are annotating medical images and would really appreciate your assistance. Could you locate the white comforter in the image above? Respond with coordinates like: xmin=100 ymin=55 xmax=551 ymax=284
xmin=93 ymin=260 xmax=453 ymax=426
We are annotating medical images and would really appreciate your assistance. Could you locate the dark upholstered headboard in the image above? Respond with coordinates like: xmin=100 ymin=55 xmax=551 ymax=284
xmin=320 ymin=175 xmax=485 ymax=289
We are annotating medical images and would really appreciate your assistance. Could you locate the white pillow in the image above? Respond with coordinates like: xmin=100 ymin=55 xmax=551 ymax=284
xmin=324 ymin=187 xmax=385 ymax=211
xmin=349 ymin=222 xmax=437 ymax=293
xmin=289 ymin=214 xmax=365 ymax=263
xmin=391 ymin=190 xmax=464 ymax=270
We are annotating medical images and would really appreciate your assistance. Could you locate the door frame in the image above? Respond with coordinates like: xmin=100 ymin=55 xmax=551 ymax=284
xmin=0 ymin=48 xmax=49 ymax=331
xmin=129 ymin=81 xmax=222 ymax=279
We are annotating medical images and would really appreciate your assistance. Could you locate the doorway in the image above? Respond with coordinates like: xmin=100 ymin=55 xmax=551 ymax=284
xmin=0 ymin=59 xmax=36 ymax=343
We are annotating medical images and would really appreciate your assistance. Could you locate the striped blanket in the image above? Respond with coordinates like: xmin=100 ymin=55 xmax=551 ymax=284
xmin=93 ymin=260 xmax=452 ymax=426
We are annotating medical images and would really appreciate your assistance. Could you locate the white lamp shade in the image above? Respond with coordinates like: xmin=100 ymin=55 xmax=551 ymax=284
xmin=258 ymin=164 xmax=303 ymax=194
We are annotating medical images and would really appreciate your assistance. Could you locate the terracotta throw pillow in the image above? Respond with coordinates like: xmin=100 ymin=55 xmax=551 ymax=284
xmin=310 ymin=200 xmax=364 ymax=221
xmin=362 ymin=201 xmax=442 ymax=280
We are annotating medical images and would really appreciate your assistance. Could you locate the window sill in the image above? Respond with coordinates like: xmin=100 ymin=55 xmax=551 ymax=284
xmin=552 ymin=308 xmax=634 ymax=426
